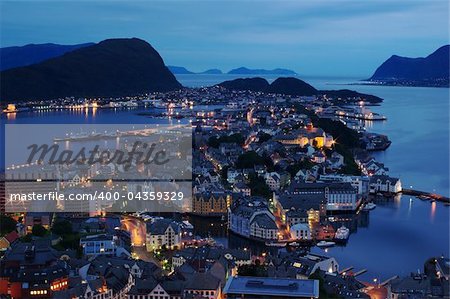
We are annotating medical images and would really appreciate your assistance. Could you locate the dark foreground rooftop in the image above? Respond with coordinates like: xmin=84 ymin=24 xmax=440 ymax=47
xmin=223 ymin=276 xmax=319 ymax=298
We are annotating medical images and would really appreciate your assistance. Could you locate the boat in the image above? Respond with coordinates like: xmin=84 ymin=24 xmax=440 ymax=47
xmin=334 ymin=226 xmax=350 ymax=243
xmin=316 ymin=241 xmax=335 ymax=248
xmin=363 ymin=202 xmax=377 ymax=211
xmin=265 ymin=241 xmax=287 ymax=247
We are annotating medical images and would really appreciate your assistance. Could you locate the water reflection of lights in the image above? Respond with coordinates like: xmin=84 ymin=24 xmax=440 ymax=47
xmin=430 ymin=201 xmax=436 ymax=222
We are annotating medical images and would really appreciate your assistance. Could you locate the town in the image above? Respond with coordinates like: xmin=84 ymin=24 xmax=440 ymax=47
xmin=1 ymin=85 xmax=449 ymax=299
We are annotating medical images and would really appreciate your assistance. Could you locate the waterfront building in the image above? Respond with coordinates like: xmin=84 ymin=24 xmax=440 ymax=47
xmin=288 ymin=182 xmax=361 ymax=212
xmin=290 ymin=223 xmax=312 ymax=240
xmin=223 ymin=276 xmax=319 ymax=298
xmin=275 ymin=193 xmax=326 ymax=228
xmin=369 ymin=175 xmax=402 ymax=194
xmin=435 ymin=257 xmax=450 ymax=281
xmin=318 ymin=174 xmax=369 ymax=195
xmin=146 ymin=218 xmax=182 ymax=251
xmin=228 ymin=197 xmax=279 ymax=241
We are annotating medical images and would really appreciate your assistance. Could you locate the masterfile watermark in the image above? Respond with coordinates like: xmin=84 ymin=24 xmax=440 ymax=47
xmin=4 ymin=124 xmax=193 ymax=213
xmin=26 ymin=141 xmax=170 ymax=169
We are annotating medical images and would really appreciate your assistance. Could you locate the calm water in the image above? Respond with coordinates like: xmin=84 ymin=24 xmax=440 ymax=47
xmin=2 ymin=74 xmax=449 ymax=281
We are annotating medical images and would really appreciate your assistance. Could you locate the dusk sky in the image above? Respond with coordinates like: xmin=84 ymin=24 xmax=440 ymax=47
xmin=1 ymin=0 xmax=448 ymax=76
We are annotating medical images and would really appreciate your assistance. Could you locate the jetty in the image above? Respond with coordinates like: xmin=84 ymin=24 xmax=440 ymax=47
xmin=402 ymin=189 xmax=450 ymax=204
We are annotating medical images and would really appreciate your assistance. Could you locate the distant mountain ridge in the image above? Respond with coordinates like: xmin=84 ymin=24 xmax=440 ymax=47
xmin=168 ymin=65 xmax=223 ymax=75
xmin=0 ymin=42 xmax=94 ymax=71
xmin=167 ymin=65 xmax=194 ymax=74
xmin=228 ymin=67 xmax=297 ymax=75
xmin=368 ymin=45 xmax=449 ymax=87
xmin=1 ymin=38 xmax=182 ymax=101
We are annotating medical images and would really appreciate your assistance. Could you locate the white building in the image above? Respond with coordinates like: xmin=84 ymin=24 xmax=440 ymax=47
xmin=80 ymin=234 xmax=118 ymax=256
xmin=290 ymin=223 xmax=312 ymax=240
xmin=369 ymin=175 xmax=402 ymax=194
xmin=146 ymin=219 xmax=182 ymax=251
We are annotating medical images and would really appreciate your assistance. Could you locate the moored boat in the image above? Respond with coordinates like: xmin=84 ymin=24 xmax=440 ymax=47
xmin=334 ymin=226 xmax=350 ymax=243
xmin=363 ymin=202 xmax=377 ymax=210
xmin=316 ymin=241 xmax=335 ymax=248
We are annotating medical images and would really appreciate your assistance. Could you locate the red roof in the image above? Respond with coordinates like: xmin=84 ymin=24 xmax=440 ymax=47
xmin=5 ymin=231 xmax=19 ymax=243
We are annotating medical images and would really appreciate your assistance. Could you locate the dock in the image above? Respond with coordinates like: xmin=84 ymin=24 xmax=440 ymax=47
xmin=353 ymin=269 xmax=367 ymax=276
xmin=402 ymin=189 xmax=450 ymax=204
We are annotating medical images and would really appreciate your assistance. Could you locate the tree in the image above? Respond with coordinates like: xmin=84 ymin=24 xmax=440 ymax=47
xmin=32 ymin=224 xmax=48 ymax=237
xmin=248 ymin=173 xmax=271 ymax=199
xmin=51 ymin=219 xmax=73 ymax=236
xmin=238 ymin=264 xmax=268 ymax=277
xmin=236 ymin=151 xmax=265 ymax=169
xmin=0 ymin=215 xmax=17 ymax=236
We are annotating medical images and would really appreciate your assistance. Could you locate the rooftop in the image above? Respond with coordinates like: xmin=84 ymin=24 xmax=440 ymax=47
xmin=223 ymin=276 xmax=319 ymax=298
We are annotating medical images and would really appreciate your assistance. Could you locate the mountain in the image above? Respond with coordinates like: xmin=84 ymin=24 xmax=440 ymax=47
xmin=167 ymin=65 xmax=194 ymax=74
xmin=1 ymin=38 xmax=182 ymax=101
xmin=199 ymin=69 xmax=222 ymax=74
xmin=267 ymin=77 xmax=317 ymax=96
xmin=167 ymin=66 xmax=223 ymax=74
xmin=218 ymin=77 xmax=316 ymax=96
xmin=228 ymin=67 xmax=297 ymax=75
xmin=218 ymin=77 xmax=382 ymax=102
xmin=219 ymin=77 xmax=270 ymax=91
xmin=368 ymin=45 xmax=449 ymax=87
xmin=0 ymin=43 xmax=94 ymax=71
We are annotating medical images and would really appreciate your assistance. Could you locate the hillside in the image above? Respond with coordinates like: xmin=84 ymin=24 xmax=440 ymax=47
xmin=0 ymin=42 xmax=93 ymax=71
xmin=0 ymin=38 xmax=182 ymax=101
xmin=368 ymin=45 xmax=449 ymax=87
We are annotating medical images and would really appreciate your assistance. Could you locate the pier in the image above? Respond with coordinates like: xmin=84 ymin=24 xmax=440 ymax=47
xmin=402 ymin=189 xmax=450 ymax=204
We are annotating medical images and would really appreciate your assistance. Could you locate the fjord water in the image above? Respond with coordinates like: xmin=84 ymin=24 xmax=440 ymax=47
xmin=2 ymin=75 xmax=449 ymax=281
xmin=177 ymin=74 xmax=450 ymax=281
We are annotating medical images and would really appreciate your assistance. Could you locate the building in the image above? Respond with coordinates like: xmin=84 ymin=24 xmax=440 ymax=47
xmin=233 ymin=182 xmax=251 ymax=196
xmin=274 ymin=193 xmax=327 ymax=228
xmin=184 ymin=272 xmax=222 ymax=299
xmin=79 ymin=234 xmax=119 ymax=256
xmin=24 ymin=212 xmax=52 ymax=233
xmin=223 ymin=276 xmax=319 ymax=298
xmin=146 ymin=219 xmax=182 ymax=251
xmin=265 ymin=172 xmax=281 ymax=191
xmin=435 ymin=257 xmax=450 ymax=281
xmin=274 ymin=127 xmax=333 ymax=148
xmin=268 ymin=252 xmax=339 ymax=279
xmin=369 ymin=175 xmax=402 ymax=194
xmin=318 ymin=174 xmax=369 ymax=195
xmin=288 ymin=182 xmax=361 ymax=212
xmin=388 ymin=273 xmax=449 ymax=299
xmin=192 ymin=191 xmax=231 ymax=216
xmin=290 ymin=223 xmax=312 ymax=240
xmin=0 ymin=231 xmax=19 ymax=251
xmin=0 ymin=240 xmax=69 ymax=298
xmin=228 ymin=197 xmax=279 ymax=241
